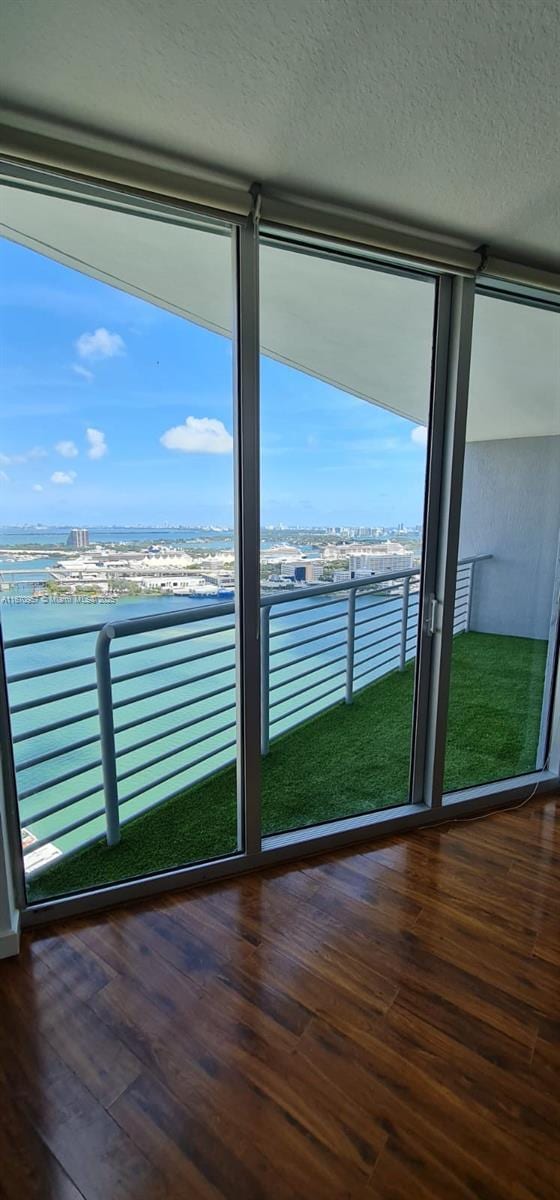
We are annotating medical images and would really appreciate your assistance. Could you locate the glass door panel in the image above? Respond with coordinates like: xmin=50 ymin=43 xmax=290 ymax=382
xmin=259 ymin=238 xmax=436 ymax=834
xmin=444 ymin=289 xmax=560 ymax=792
xmin=0 ymin=182 xmax=239 ymax=901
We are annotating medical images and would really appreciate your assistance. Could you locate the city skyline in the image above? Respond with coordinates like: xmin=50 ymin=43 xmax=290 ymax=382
xmin=0 ymin=237 xmax=429 ymax=528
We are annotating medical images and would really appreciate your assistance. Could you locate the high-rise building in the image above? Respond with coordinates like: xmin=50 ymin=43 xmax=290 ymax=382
xmin=349 ymin=549 xmax=414 ymax=575
xmin=67 ymin=528 xmax=90 ymax=549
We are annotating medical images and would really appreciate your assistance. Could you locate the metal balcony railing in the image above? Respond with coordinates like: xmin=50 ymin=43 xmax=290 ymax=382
xmin=4 ymin=555 xmax=488 ymax=875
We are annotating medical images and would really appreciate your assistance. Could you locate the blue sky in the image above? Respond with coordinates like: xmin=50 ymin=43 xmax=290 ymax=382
xmin=0 ymin=237 xmax=429 ymax=527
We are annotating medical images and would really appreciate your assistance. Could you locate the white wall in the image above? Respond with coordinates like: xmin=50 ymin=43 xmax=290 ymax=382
xmin=459 ymin=436 xmax=560 ymax=640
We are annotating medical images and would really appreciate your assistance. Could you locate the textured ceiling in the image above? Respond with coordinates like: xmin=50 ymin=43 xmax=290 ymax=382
xmin=1 ymin=0 xmax=560 ymax=268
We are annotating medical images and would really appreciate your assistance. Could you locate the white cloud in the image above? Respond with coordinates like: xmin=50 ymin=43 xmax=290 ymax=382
xmin=86 ymin=427 xmax=108 ymax=460
xmin=0 ymin=470 xmax=9 ymax=483
xmin=411 ymin=425 xmax=428 ymax=447
xmin=72 ymin=364 xmax=94 ymax=383
xmin=75 ymin=327 xmax=125 ymax=361
xmin=32 ymin=483 xmax=43 ymax=492
xmin=160 ymin=416 xmax=233 ymax=455
xmin=55 ymin=440 xmax=79 ymax=459
xmin=51 ymin=470 xmax=76 ymax=485
xmin=0 ymin=446 xmax=47 ymax=464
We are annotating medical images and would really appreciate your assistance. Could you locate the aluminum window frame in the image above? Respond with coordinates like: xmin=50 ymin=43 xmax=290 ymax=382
xmin=0 ymin=158 xmax=557 ymax=927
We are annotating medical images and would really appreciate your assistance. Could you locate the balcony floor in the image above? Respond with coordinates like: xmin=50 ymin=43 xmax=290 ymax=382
xmin=27 ymin=631 xmax=547 ymax=902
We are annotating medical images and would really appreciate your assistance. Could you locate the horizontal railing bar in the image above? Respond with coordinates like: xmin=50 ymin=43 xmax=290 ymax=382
xmin=354 ymin=662 xmax=400 ymax=691
xmin=109 ymin=599 xmax=235 ymax=641
xmin=110 ymin=620 xmax=235 ymax=660
xmin=269 ymin=650 xmax=347 ymax=693
xmin=269 ymin=663 xmax=346 ymax=712
xmin=116 ymin=700 xmax=235 ymax=761
xmin=354 ymin=615 xmax=402 ymax=643
xmin=354 ymin=601 xmax=403 ymax=627
xmin=353 ymin=611 xmax=403 ymax=636
xmin=269 ymin=610 xmax=349 ymax=638
xmin=12 ymin=705 xmax=99 ymax=743
xmin=112 ymin=639 xmax=235 ymax=687
xmin=358 ymin=595 xmax=419 ymax=619
xmin=5 ymin=620 xmax=105 ymax=649
xmin=354 ymin=627 xmax=402 ymax=660
xmin=356 ymin=593 xmax=403 ymax=612
xmin=268 ymin=594 xmax=345 ymax=620
xmin=354 ymin=637 xmax=402 ymax=669
xmin=116 ymin=717 xmax=237 ymax=784
xmin=7 ymin=654 xmax=96 ymax=685
xmin=18 ymin=755 xmax=102 ymax=801
xmin=114 ymin=680 xmax=234 ymax=735
xmin=111 ymin=659 xmax=235 ymax=712
xmin=22 ymin=781 xmax=102 ymax=825
xmin=354 ymin=654 xmax=400 ymax=683
xmin=118 ymin=736 xmax=238 ymax=807
xmin=355 ymin=639 xmax=402 ymax=668
xmin=270 ymin=681 xmax=345 ymax=728
xmin=16 ymin=730 xmax=100 ymax=771
xmin=10 ymin=679 xmax=97 ymax=714
xmin=23 ymin=805 xmax=106 ymax=853
xmin=269 ymin=635 xmax=348 ymax=673
xmin=269 ymin=622 xmax=346 ymax=658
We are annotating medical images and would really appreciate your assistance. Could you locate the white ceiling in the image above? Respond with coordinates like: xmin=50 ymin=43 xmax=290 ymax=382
xmin=1 ymin=184 xmax=558 ymax=442
xmin=1 ymin=0 xmax=560 ymax=268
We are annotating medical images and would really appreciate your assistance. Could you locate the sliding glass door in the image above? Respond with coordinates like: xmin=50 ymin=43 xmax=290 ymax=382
xmin=258 ymin=237 xmax=437 ymax=834
xmin=444 ymin=287 xmax=560 ymax=793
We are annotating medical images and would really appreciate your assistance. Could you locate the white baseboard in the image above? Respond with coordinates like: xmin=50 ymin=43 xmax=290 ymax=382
xmin=0 ymin=911 xmax=20 ymax=959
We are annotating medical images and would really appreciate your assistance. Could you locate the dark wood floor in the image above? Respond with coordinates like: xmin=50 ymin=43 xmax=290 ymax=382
xmin=1 ymin=796 xmax=559 ymax=1199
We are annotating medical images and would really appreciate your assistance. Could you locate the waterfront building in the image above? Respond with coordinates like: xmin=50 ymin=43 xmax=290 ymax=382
xmin=67 ymin=527 xmax=90 ymax=549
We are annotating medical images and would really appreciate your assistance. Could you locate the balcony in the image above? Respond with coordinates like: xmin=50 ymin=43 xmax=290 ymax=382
xmin=5 ymin=554 xmax=547 ymax=903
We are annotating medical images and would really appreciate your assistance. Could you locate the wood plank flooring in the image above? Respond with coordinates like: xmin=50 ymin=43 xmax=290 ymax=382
xmin=0 ymin=795 xmax=559 ymax=1199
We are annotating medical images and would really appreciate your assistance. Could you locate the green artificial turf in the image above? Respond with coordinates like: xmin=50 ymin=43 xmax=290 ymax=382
xmin=27 ymin=631 xmax=547 ymax=902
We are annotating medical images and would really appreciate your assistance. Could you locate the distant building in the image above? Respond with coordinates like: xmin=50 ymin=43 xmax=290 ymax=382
xmin=349 ymin=546 xmax=414 ymax=576
xmin=67 ymin=527 xmax=89 ymax=549
xmin=280 ymin=559 xmax=323 ymax=582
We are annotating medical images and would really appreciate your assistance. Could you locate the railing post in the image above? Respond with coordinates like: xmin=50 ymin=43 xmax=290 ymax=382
xmin=95 ymin=625 xmax=120 ymax=846
xmin=260 ymin=606 xmax=270 ymax=755
xmin=345 ymin=588 xmax=356 ymax=704
xmin=465 ymin=560 xmax=475 ymax=632
xmin=399 ymin=576 xmax=410 ymax=670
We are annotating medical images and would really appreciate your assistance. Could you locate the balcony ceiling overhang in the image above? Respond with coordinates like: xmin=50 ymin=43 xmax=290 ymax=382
xmin=1 ymin=183 xmax=558 ymax=443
